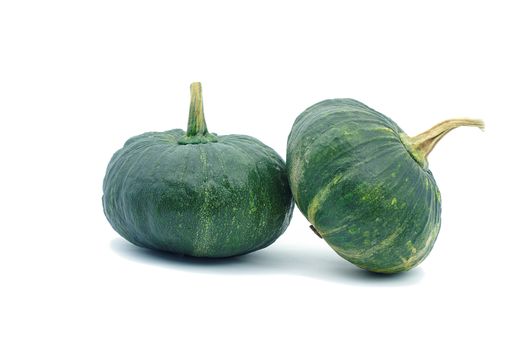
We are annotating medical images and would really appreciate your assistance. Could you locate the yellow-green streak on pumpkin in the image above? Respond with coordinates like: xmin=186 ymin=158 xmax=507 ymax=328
xmin=286 ymin=98 xmax=484 ymax=273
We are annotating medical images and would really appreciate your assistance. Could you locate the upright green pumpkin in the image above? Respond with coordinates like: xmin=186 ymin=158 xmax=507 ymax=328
xmin=287 ymin=99 xmax=483 ymax=273
xmin=103 ymin=83 xmax=294 ymax=257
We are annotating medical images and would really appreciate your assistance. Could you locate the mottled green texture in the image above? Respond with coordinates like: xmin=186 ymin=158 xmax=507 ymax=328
xmin=287 ymin=99 xmax=441 ymax=273
xmin=103 ymin=129 xmax=294 ymax=257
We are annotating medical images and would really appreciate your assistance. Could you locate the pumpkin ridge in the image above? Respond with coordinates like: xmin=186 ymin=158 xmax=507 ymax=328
xmin=318 ymin=157 xmax=415 ymax=238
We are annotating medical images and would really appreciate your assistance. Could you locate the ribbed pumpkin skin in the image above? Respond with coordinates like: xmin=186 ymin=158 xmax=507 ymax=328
xmin=103 ymin=129 xmax=293 ymax=258
xmin=287 ymin=99 xmax=441 ymax=273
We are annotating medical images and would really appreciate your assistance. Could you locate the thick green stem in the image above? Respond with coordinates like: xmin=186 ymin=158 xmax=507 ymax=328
xmin=402 ymin=119 xmax=485 ymax=168
xmin=178 ymin=82 xmax=217 ymax=144
xmin=187 ymin=82 xmax=208 ymax=136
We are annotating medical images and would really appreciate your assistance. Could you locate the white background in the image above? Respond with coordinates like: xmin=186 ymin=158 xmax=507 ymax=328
xmin=1 ymin=1 xmax=523 ymax=349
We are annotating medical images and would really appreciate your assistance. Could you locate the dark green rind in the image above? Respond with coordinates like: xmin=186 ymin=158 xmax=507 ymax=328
xmin=287 ymin=99 xmax=441 ymax=273
xmin=103 ymin=129 xmax=294 ymax=258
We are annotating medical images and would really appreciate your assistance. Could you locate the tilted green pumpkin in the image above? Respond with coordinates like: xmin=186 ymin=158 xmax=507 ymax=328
xmin=287 ymin=99 xmax=483 ymax=273
xmin=103 ymin=82 xmax=294 ymax=257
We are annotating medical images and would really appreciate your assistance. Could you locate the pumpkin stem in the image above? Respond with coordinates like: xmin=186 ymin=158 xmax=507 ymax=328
xmin=310 ymin=225 xmax=323 ymax=239
xmin=187 ymin=82 xmax=208 ymax=136
xmin=403 ymin=119 xmax=484 ymax=168
xmin=179 ymin=82 xmax=218 ymax=144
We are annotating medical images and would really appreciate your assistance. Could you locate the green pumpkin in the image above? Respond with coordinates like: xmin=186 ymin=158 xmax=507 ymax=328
xmin=103 ymin=83 xmax=294 ymax=258
xmin=287 ymin=99 xmax=483 ymax=273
